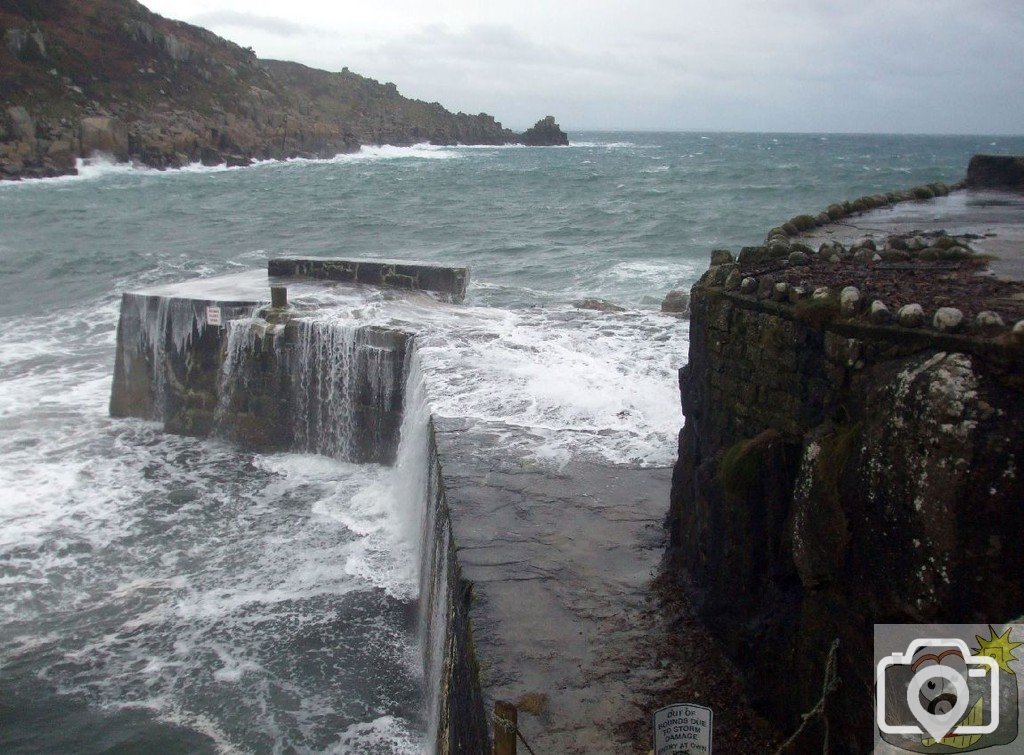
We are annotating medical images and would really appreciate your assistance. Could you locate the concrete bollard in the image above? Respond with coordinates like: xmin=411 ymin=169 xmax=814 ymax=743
xmin=493 ymin=701 xmax=517 ymax=755
xmin=271 ymin=285 xmax=288 ymax=308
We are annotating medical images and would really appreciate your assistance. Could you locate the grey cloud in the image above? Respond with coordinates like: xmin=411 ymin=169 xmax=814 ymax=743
xmin=344 ymin=23 xmax=654 ymax=127
xmin=372 ymin=24 xmax=622 ymax=76
xmin=188 ymin=10 xmax=307 ymax=37
xmin=165 ymin=0 xmax=1024 ymax=134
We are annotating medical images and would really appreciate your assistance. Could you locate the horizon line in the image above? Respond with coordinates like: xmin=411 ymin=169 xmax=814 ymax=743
xmin=527 ymin=127 xmax=1024 ymax=139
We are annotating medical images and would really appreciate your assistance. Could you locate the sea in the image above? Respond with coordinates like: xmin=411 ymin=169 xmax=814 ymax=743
xmin=2 ymin=132 xmax=1023 ymax=754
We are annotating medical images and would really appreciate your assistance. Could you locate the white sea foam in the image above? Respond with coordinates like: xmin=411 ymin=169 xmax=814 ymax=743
xmin=0 ymin=155 xmax=132 ymax=189
xmin=0 ymin=144 xmax=462 ymax=191
xmin=301 ymin=292 xmax=689 ymax=468
xmin=0 ymin=138 xmax=665 ymax=192
xmin=0 ymin=287 xmax=425 ymax=753
xmin=449 ymin=142 xmax=526 ymax=150
xmin=2 ymin=424 xmax=421 ymax=750
xmin=570 ymin=140 xmax=663 ymax=149
xmin=603 ymin=259 xmax=702 ymax=289
xmin=417 ymin=308 xmax=687 ymax=467
xmin=333 ymin=714 xmax=424 ymax=754
xmin=286 ymin=143 xmax=460 ymax=165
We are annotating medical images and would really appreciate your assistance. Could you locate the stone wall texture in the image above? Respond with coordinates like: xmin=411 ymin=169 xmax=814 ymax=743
xmin=268 ymin=258 xmax=469 ymax=303
xmin=669 ymin=274 xmax=1024 ymax=751
xmin=967 ymin=154 xmax=1024 ymax=190
xmin=423 ymin=419 xmax=491 ymax=754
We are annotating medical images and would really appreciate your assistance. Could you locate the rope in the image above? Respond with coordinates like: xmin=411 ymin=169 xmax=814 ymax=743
xmin=493 ymin=707 xmax=540 ymax=755
xmin=773 ymin=638 xmax=842 ymax=755
xmin=516 ymin=728 xmax=539 ymax=755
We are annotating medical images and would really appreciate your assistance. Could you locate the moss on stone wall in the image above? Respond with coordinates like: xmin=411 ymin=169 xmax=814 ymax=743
xmin=719 ymin=429 xmax=782 ymax=502
xmin=793 ymin=296 xmax=839 ymax=328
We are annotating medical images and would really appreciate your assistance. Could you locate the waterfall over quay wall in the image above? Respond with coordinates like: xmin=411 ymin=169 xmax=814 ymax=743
xmin=106 ymin=253 xmax=685 ymax=753
xmin=110 ymin=292 xmax=411 ymax=464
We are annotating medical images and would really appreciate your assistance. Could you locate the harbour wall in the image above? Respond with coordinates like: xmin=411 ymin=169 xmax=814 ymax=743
xmin=668 ymin=178 xmax=1024 ymax=751
xmin=421 ymin=415 xmax=492 ymax=753
xmin=268 ymin=258 xmax=469 ymax=303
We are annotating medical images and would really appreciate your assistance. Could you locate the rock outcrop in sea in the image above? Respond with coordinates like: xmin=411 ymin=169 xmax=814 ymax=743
xmin=0 ymin=0 xmax=566 ymax=180
xmin=667 ymin=159 xmax=1024 ymax=752
xmin=520 ymin=115 xmax=569 ymax=146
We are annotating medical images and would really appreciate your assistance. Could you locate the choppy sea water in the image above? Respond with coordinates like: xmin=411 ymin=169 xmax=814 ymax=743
xmin=2 ymin=132 xmax=1023 ymax=753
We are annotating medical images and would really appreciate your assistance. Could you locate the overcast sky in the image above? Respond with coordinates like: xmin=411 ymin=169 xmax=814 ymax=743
xmin=144 ymin=0 xmax=1024 ymax=134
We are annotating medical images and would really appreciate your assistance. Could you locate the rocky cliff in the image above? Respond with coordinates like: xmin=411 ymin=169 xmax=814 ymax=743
xmin=0 ymin=0 xmax=566 ymax=179
xmin=668 ymin=178 xmax=1024 ymax=751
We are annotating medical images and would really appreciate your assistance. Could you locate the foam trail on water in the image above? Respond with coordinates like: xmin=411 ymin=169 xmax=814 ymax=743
xmin=0 ymin=144 xmax=462 ymax=191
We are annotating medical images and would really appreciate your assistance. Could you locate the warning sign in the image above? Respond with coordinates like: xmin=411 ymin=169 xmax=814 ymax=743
xmin=653 ymin=703 xmax=713 ymax=755
xmin=206 ymin=306 xmax=222 ymax=326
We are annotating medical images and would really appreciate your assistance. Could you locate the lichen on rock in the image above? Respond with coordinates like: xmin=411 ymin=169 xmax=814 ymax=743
xmin=668 ymin=253 xmax=1024 ymax=751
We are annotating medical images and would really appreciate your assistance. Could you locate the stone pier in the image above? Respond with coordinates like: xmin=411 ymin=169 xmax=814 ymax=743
xmin=268 ymin=257 xmax=469 ymax=302
xmin=108 ymin=257 xmax=467 ymax=463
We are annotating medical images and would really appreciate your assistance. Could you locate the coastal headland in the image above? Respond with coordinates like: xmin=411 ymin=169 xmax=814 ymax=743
xmin=0 ymin=0 xmax=568 ymax=181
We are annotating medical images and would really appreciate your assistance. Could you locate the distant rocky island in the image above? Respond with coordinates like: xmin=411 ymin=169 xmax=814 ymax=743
xmin=0 ymin=0 xmax=569 ymax=180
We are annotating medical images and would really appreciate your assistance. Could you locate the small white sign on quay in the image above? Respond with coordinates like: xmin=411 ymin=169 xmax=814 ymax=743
xmin=654 ymin=703 xmax=713 ymax=755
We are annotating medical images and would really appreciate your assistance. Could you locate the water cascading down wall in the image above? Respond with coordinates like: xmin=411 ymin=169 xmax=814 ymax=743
xmin=108 ymin=260 xmax=489 ymax=754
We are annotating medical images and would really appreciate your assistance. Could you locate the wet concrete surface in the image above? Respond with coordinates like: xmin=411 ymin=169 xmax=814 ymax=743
xmin=434 ymin=418 xmax=671 ymax=752
xmin=803 ymin=190 xmax=1024 ymax=282
xmin=432 ymin=417 xmax=778 ymax=753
